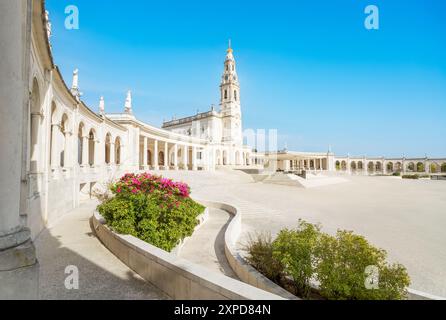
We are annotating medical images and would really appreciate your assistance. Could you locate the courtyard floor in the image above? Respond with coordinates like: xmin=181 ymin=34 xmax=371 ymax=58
xmin=158 ymin=169 xmax=446 ymax=298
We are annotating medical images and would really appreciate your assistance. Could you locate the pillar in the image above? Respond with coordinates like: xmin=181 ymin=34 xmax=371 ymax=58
xmin=110 ymin=142 xmax=115 ymax=165
xmin=0 ymin=0 xmax=38 ymax=299
xmin=29 ymin=113 xmax=41 ymax=172
xmin=82 ymin=135 xmax=89 ymax=166
xmin=173 ymin=144 xmax=178 ymax=170
xmin=183 ymin=145 xmax=188 ymax=170
xmin=192 ymin=146 xmax=197 ymax=171
xmin=50 ymin=123 xmax=59 ymax=170
xmin=153 ymin=140 xmax=159 ymax=170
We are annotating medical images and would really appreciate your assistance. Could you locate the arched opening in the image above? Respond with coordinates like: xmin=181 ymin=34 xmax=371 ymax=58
xmin=216 ymin=150 xmax=221 ymax=166
xmin=78 ymin=123 xmax=84 ymax=165
xmin=60 ymin=114 xmax=69 ymax=168
xmin=430 ymin=163 xmax=438 ymax=173
xmin=105 ymin=133 xmax=111 ymax=164
xmin=115 ymin=137 xmax=121 ymax=165
xmin=88 ymin=129 xmax=96 ymax=166
xmin=416 ymin=162 xmax=425 ymax=173
xmin=407 ymin=162 xmax=415 ymax=172
xmin=335 ymin=161 xmax=341 ymax=171
xmin=375 ymin=162 xmax=382 ymax=172
xmin=368 ymin=162 xmax=374 ymax=172
xmin=223 ymin=150 xmax=228 ymax=165
xmin=395 ymin=162 xmax=402 ymax=172
xmin=441 ymin=163 xmax=446 ymax=173
xmin=351 ymin=161 xmax=357 ymax=171
xmin=29 ymin=78 xmax=41 ymax=172
xmin=387 ymin=162 xmax=394 ymax=172
xmin=147 ymin=150 xmax=152 ymax=166
xmin=358 ymin=161 xmax=363 ymax=170
xmin=50 ymin=102 xmax=57 ymax=168
xmin=234 ymin=90 xmax=238 ymax=101
xmin=341 ymin=161 xmax=347 ymax=171
xmin=158 ymin=151 xmax=165 ymax=166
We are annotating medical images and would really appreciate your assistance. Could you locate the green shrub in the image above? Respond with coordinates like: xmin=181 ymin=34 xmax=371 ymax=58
xmin=316 ymin=230 xmax=410 ymax=300
xmin=272 ymin=220 xmax=321 ymax=298
xmin=97 ymin=174 xmax=205 ymax=252
xmin=244 ymin=232 xmax=283 ymax=284
xmin=402 ymin=174 xmax=418 ymax=179
xmin=392 ymin=172 xmax=401 ymax=177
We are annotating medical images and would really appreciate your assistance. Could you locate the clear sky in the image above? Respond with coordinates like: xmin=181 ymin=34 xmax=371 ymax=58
xmin=46 ymin=0 xmax=446 ymax=157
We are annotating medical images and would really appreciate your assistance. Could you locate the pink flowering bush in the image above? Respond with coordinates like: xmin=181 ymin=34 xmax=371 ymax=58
xmin=98 ymin=173 xmax=204 ymax=251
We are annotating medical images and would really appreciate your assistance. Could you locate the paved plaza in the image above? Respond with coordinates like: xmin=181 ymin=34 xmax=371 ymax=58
xmin=159 ymin=170 xmax=446 ymax=298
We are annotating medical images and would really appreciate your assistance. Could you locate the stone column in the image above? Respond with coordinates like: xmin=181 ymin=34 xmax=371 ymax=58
xmin=153 ymin=140 xmax=159 ymax=170
xmin=0 ymin=0 xmax=38 ymax=299
xmin=143 ymin=137 xmax=148 ymax=169
xmin=164 ymin=142 xmax=169 ymax=170
xmin=50 ymin=123 xmax=60 ymax=170
xmin=183 ymin=145 xmax=188 ymax=170
xmin=173 ymin=144 xmax=178 ymax=170
xmin=82 ymin=135 xmax=89 ymax=167
xmin=109 ymin=142 xmax=115 ymax=165
xmin=29 ymin=113 xmax=42 ymax=172
xmin=192 ymin=146 xmax=197 ymax=171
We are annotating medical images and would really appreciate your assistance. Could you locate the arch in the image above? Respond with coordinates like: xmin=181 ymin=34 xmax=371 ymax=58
xmin=341 ymin=161 xmax=347 ymax=171
xmin=357 ymin=161 xmax=363 ymax=170
xmin=441 ymin=163 xmax=446 ymax=173
xmin=416 ymin=162 xmax=425 ymax=173
xmin=77 ymin=123 xmax=85 ymax=165
xmin=88 ymin=129 xmax=96 ymax=166
xmin=105 ymin=133 xmax=112 ymax=164
xmin=407 ymin=162 xmax=415 ymax=172
xmin=351 ymin=161 xmax=357 ymax=171
xmin=29 ymin=78 xmax=42 ymax=172
xmin=60 ymin=114 xmax=69 ymax=167
xmin=368 ymin=162 xmax=375 ymax=172
xmin=395 ymin=162 xmax=402 ymax=172
xmin=375 ymin=162 xmax=382 ymax=172
xmin=147 ymin=150 xmax=152 ymax=166
xmin=223 ymin=150 xmax=228 ymax=165
xmin=335 ymin=161 xmax=341 ymax=171
xmin=386 ymin=162 xmax=394 ymax=172
xmin=216 ymin=150 xmax=221 ymax=166
xmin=114 ymin=137 xmax=121 ymax=165
xmin=158 ymin=151 xmax=165 ymax=166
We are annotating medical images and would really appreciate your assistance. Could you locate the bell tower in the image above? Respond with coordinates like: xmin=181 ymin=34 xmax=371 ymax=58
xmin=220 ymin=40 xmax=242 ymax=145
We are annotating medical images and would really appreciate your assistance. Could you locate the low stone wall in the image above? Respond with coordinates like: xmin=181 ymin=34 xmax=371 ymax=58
xmin=170 ymin=208 xmax=209 ymax=256
xmin=195 ymin=199 xmax=299 ymax=300
xmin=92 ymin=211 xmax=284 ymax=300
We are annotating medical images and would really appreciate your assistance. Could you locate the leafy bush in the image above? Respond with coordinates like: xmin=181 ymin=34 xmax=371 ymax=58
xmin=392 ymin=172 xmax=401 ymax=177
xmin=244 ymin=232 xmax=283 ymax=284
xmin=98 ymin=173 xmax=205 ymax=252
xmin=316 ymin=230 xmax=410 ymax=300
xmin=272 ymin=220 xmax=321 ymax=298
xmin=244 ymin=220 xmax=411 ymax=300
xmin=402 ymin=174 xmax=419 ymax=179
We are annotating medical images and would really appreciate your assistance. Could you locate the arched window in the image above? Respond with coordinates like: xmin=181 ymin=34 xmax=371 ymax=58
xmin=78 ymin=124 xmax=83 ymax=165
xmin=234 ymin=90 xmax=238 ymax=101
xmin=88 ymin=130 xmax=95 ymax=166
xmin=105 ymin=133 xmax=111 ymax=164
xmin=224 ymin=90 xmax=228 ymax=100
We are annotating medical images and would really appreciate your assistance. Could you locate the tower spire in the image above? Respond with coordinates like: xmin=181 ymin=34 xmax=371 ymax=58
xmin=124 ymin=90 xmax=132 ymax=114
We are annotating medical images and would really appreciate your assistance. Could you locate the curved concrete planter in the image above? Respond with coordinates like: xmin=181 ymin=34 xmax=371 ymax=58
xmin=194 ymin=199 xmax=299 ymax=300
xmin=92 ymin=210 xmax=284 ymax=300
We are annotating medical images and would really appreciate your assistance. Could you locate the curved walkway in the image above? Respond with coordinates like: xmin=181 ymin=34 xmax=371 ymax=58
xmin=35 ymin=200 xmax=168 ymax=300
xmin=179 ymin=208 xmax=238 ymax=279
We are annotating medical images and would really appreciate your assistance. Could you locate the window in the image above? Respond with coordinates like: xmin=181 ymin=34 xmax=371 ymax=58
xmin=224 ymin=90 xmax=228 ymax=99
xmin=234 ymin=90 xmax=238 ymax=101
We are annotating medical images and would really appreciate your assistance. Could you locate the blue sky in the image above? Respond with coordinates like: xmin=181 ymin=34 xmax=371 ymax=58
xmin=46 ymin=0 xmax=446 ymax=157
